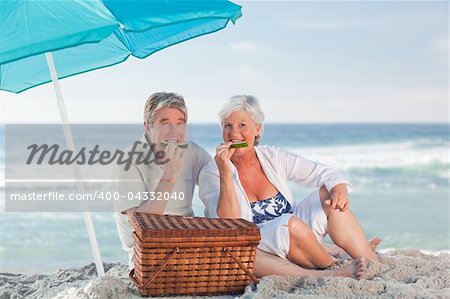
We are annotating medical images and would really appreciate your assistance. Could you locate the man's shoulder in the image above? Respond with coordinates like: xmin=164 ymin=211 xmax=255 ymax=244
xmin=187 ymin=141 xmax=211 ymax=158
xmin=188 ymin=141 xmax=206 ymax=151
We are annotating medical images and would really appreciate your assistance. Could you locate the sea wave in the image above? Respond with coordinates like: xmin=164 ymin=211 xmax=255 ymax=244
xmin=286 ymin=141 xmax=448 ymax=177
xmin=379 ymin=248 xmax=450 ymax=256
xmin=203 ymin=140 xmax=448 ymax=174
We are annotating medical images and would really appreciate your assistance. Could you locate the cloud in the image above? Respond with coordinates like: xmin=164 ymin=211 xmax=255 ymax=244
xmin=237 ymin=64 xmax=260 ymax=81
xmin=3 ymin=84 xmax=446 ymax=124
xmin=218 ymin=63 xmax=262 ymax=83
xmin=431 ymin=36 xmax=448 ymax=52
xmin=430 ymin=36 xmax=448 ymax=64
xmin=230 ymin=41 xmax=259 ymax=52
xmin=287 ymin=19 xmax=384 ymax=30
xmin=261 ymin=85 xmax=448 ymax=123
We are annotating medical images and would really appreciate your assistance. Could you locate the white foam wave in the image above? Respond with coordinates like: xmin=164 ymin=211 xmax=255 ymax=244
xmin=0 ymin=211 xmax=113 ymax=221
xmin=286 ymin=141 xmax=449 ymax=176
xmin=379 ymin=248 xmax=450 ymax=256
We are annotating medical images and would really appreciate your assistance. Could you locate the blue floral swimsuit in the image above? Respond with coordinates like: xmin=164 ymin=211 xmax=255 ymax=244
xmin=250 ymin=192 xmax=293 ymax=224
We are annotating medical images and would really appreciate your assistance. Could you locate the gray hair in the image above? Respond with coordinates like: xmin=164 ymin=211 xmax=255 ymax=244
xmin=143 ymin=92 xmax=187 ymax=125
xmin=218 ymin=95 xmax=265 ymax=145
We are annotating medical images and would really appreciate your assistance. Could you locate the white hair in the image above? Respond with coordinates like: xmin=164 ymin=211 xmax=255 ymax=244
xmin=218 ymin=95 xmax=265 ymax=145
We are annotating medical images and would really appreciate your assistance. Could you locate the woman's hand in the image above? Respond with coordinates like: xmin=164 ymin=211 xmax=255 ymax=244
xmin=325 ymin=183 xmax=349 ymax=212
xmin=214 ymin=142 xmax=235 ymax=175
xmin=214 ymin=142 xmax=240 ymax=218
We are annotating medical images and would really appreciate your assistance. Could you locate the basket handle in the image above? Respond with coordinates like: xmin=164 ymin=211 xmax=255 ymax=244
xmin=142 ymin=247 xmax=180 ymax=289
xmin=224 ymin=247 xmax=259 ymax=284
xmin=128 ymin=268 xmax=139 ymax=286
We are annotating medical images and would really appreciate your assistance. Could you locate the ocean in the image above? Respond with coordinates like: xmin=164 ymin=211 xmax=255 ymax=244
xmin=0 ymin=124 xmax=448 ymax=274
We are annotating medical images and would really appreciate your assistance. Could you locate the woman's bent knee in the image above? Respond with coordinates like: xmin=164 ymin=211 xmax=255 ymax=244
xmin=288 ymin=216 xmax=313 ymax=242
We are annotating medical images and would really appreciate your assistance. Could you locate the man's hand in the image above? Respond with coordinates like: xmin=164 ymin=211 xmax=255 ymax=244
xmin=161 ymin=142 xmax=187 ymax=182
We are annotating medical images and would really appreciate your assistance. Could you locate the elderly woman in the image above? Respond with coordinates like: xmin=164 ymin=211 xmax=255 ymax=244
xmin=199 ymin=95 xmax=379 ymax=279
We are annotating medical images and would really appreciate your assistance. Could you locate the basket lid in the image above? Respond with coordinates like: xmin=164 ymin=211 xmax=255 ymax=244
xmin=131 ymin=213 xmax=260 ymax=242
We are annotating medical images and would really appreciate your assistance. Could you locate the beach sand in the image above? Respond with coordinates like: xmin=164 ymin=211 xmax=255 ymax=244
xmin=1 ymin=249 xmax=449 ymax=299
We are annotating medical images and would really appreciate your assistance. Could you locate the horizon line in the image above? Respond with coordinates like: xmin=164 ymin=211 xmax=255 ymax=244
xmin=0 ymin=121 xmax=448 ymax=125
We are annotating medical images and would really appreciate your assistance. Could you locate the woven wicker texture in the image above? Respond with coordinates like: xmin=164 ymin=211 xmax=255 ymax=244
xmin=130 ymin=213 xmax=261 ymax=296
xmin=132 ymin=213 xmax=260 ymax=240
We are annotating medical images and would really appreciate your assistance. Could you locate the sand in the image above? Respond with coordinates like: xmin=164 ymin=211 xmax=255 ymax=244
xmin=1 ymin=249 xmax=449 ymax=299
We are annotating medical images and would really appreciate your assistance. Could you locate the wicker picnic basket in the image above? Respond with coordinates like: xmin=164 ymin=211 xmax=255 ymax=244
xmin=129 ymin=213 xmax=261 ymax=296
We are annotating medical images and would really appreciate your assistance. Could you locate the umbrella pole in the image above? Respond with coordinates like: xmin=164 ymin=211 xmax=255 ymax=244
xmin=45 ymin=52 xmax=105 ymax=277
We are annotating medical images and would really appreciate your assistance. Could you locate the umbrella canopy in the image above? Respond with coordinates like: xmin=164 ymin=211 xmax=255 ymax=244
xmin=0 ymin=0 xmax=242 ymax=93
xmin=0 ymin=0 xmax=241 ymax=277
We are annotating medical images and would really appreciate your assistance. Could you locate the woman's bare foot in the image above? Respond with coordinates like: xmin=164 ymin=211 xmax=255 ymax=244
xmin=369 ymin=237 xmax=382 ymax=252
xmin=333 ymin=257 xmax=366 ymax=280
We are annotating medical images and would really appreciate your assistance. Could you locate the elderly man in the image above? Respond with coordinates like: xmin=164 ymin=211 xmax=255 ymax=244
xmin=113 ymin=92 xmax=211 ymax=269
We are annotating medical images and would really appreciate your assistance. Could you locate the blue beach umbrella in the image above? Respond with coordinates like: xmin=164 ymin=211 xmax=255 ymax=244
xmin=0 ymin=0 xmax=242 ymax=92
xmin=0 ymin=0 xmax=241 ymax=276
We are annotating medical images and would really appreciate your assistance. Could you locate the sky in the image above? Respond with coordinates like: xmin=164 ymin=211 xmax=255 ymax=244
xmin=0 ymin=0 xmax=448 ymax=124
